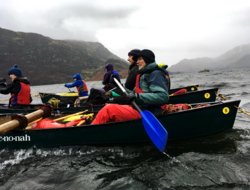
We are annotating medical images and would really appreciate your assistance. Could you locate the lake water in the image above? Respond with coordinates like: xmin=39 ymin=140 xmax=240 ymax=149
xmin=0 ymin=68 xmax=250 ymax=189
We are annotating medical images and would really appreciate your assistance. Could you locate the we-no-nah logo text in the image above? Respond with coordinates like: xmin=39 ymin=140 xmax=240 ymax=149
xmin=0 ymin=134 xmax=31 ymax=142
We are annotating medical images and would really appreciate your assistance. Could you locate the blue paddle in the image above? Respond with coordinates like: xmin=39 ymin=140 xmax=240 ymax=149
xmin=112 ymin=76 xmax=168 ymax=152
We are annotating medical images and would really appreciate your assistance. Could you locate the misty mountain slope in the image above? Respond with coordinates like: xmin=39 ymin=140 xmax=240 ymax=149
xmin=0 ymin=27 xmax=128 ymax=85
xmin=169 ymin=44 xmax=250 ymax=73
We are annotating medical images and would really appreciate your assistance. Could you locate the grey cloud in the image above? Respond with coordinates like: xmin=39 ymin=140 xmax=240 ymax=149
xmin=42 ymin=4 xmax=136 ymax=29
xmin=0 ymin=3 xmax=137 ymax=41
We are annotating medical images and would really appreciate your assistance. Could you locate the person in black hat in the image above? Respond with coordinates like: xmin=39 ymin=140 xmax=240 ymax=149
xmin=125 ymin=48 xmax=140 ymax=90
xmin=91 ymin=49 xmax=170 ymax=124
xmin=0 ymin=64 xmax=32 ymax=107
xmin=112 ymin=49 xmax=140 ymax=103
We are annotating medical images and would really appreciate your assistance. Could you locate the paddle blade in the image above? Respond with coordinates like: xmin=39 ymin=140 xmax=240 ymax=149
xmin=140 ymin=110 xmax=168 ymax=152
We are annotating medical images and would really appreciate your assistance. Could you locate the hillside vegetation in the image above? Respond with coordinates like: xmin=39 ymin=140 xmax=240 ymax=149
xmin=0 ymin=27 xmax=128 ymax=85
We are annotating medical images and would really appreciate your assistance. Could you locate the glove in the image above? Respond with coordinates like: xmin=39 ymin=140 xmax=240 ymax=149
xmin=64 ymin=84 xmax=69 ymax=88
xmin=126 ymin=93 xmax=137 ymax=103
xmin=0 ymin=82 xmax=6 ymax=88
xmin=0 ymin=78 xmax=6 ymax=88
xmin=0 ymin=78 xmax=6 ymax=83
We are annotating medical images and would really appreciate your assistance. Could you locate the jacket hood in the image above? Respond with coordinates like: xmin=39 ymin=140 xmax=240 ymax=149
xmin=14 ymin=77 xmax=30 ymax=84
xmin=73 ymin=73 xmax=82 ymax=80
xmin=138 ymin=62 xmax=168 ymax=75
xmin=105 ymin=63 xmax=113 ymax=71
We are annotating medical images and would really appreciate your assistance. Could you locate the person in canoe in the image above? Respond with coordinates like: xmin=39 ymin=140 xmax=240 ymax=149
xmin=102 ymin=63 xmax=120 ymax=91
xmin=91 ymin=49 xmax=170 ymax=124
xmin=0 ymin=64 xmax=32 ymax=107
xmin=64 ymin=73 xmax=88 ymax=97
xmin=112 ymin=48 xmax=140 ymax=103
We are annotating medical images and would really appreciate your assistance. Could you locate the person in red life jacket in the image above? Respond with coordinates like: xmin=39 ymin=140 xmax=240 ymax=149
xmin=64 ymin=73 xmax=88 ymax=97
xmin=0 ymin=64 xmax=32 ymax=107
xmin=102 ymin=63 xmax=120 ymax=91
xmin=91 ymin=49 xmax=169 ymax=125
xmin=158 ymin=63 xmax=171 ymax=92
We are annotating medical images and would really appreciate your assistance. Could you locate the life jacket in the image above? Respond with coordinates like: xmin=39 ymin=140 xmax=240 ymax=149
xmin=135 ymin=74 xmax=169 ymax=93
xmin=112 ymin=70 xmax=119 ymax=80
xmin=76 ymin=80 xmax=88 ymax=93
xmin=10 ymin=82 xmax=31 ymax=105
xmin=135 ymin=74 xmax=144 ymax=94
xmin=107 ymin=70 xmax=120 ymax=83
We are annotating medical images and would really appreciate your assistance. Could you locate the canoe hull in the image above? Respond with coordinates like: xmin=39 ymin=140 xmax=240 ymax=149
xmin=0 ymin=100 xmax=240 ymax=149
xmin=39 ymin=85 xmax=200 ymax=104
xmin=0 ymin=88 xmax=218 ymax=114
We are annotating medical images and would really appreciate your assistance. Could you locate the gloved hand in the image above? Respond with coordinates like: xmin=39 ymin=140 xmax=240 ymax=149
xmin=64 ymin=84 xmax=69 ymax=88
xmin=0 ymin=78 xmax=6 ymax=88
xmin=126 ymin=93 xmax=137 ymax=103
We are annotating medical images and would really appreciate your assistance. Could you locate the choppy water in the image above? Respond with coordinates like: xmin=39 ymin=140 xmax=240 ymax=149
xmin=0 ymin=68 xmax=250 ymax=190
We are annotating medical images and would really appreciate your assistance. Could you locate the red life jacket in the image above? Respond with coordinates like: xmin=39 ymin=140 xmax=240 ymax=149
xmin=77 ymin=80 xmax=88 ymax=93
xmin=135 ymin=74 xmax=170 ymax=110
xmin=11 ymin=82 xmax=31 ymax=105
xmin=135 ymin=74 xmax=144 ymax=94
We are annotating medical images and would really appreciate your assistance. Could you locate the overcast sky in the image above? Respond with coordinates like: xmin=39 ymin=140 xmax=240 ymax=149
xmin=1 ymin=0 xmax=250 ymax=67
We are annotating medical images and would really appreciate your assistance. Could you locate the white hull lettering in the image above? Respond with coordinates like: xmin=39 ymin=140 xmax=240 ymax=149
xmin=0 ymin=134 xmax=31 ymax=142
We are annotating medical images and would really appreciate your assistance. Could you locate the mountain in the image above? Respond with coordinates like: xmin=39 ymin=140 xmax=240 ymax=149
xmin=0 ymin=27 xmax=129 ymax=85
xmin=169 ymin=44 xmax=250 ymax=73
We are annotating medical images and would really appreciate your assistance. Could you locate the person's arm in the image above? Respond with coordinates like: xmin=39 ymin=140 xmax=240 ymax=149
xmin=0 ymin=82 xmax=15 ymax=94
xmin=65 ymin=80 xmax=82 ymax=88
xmin=135 ymin=71 xmax=169 ymax=106
xmin=102 ymin=72 xmax=111 ymax=85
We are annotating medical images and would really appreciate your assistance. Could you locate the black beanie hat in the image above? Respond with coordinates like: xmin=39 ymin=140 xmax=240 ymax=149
xmin=128 ymin=48 xmax=140 ymax=57
xmin=138 ymin=49 xmax=155 ymax=64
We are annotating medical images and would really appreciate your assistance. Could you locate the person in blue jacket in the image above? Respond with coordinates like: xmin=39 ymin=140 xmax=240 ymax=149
xmin=64 ymin=73 xmax=88 ymax=97
xmin=102 ymin=63 xmax=120 ymax=91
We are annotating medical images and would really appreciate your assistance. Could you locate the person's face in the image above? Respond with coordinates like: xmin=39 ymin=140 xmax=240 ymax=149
xmin=9 ymin=74 xmax=17 ymax=81
xmin=137 ymin=57 xmax=146 ymax=70
xmin=127 ymin=55 xmax=134 ymax=65
xmin=74 ymin=78 xmax=76 ymax=81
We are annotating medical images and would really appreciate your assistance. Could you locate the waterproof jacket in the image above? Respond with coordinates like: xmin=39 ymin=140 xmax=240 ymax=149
xmin=0 ymin=77 xmax=32 ymax=105
xmin=65 ymin=74 xmax=88 ymax=97
xmin=102 ymin=63 xmax=120 ymax=90
xmin=125 ymin=62 xmax=138 ymax=91
xmin=126 ymin=62 xmax=169 ymax=115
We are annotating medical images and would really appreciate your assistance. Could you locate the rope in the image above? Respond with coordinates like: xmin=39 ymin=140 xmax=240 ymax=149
xmin=215 ymin=92 xmax=228 ymax=103
xmin=234 ymin=105 xmax=250 ymax=117
xmin=188 ymin=85 xmax=200 ymax=90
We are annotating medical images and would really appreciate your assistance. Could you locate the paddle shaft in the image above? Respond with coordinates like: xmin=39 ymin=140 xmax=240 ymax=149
xmin=0 ymin=109 xmax=45 ymax=135
xmin=113 ymin=78 xmax=141 ymax=112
